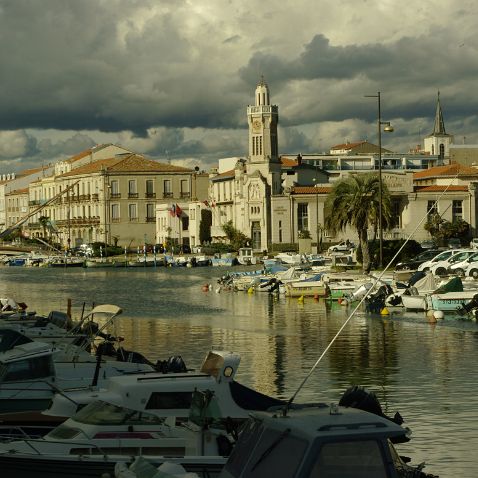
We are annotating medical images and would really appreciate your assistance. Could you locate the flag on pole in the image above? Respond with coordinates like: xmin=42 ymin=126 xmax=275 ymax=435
xmin=169 ymin=204 xmax=176 ymax=217
xmin=175 ymin=204 xmax=182 ymax=217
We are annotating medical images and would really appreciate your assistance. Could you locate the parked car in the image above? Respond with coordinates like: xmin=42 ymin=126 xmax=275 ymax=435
xmin=429 ymin=249 xmax=475 ymax=276
xmin=417 ymin=249 xmax=461 ymax=272
xmin=470 ymin=238 xmax=478 ymax=249
xmin=327 ymin=241 xmax=355 ymax=253
xmin=420 ymin=239 xmax=437 ymax=249
xmin=447 ymin=238 xmax=462 ymax=249
xmin=394 ymin=249 xmax=441 ymax=271
xmin=448 ymin=251 xmax=478 ymax=277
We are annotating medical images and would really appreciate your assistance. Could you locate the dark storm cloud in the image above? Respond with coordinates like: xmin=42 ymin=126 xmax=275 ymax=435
xmin=240 ymin=29 xmax=478 ymax=126
xmin=1 ymin=0 xmax=478 ymax=170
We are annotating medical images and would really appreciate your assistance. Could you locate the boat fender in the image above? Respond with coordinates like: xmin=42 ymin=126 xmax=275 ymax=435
xmin=433 ymin=310 xmax=444 ymax=320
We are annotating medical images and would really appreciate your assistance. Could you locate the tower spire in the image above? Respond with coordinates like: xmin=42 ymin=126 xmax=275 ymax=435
xmin=432 ymin=90 xmax=446 ymax=135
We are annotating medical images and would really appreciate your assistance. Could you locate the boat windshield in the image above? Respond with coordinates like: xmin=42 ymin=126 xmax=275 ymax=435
xmin=72 ymin=400 xmax=164 ymax=426
xmin=307 ymin=440 xmax=388 ymax=477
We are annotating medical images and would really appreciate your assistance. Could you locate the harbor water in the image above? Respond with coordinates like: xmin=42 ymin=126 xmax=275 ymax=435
xmin=1 ymin=265 xmax=477 ymax=477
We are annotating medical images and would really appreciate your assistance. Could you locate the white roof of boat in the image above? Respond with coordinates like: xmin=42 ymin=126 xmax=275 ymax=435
xmin=251 ymin=405 xmax=406 ymax=440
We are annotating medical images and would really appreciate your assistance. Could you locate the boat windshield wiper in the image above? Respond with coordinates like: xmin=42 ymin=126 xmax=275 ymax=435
xmin=250 ymin=428 xmax=290 ymax=472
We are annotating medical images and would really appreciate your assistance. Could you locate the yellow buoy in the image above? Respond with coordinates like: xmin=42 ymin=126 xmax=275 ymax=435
xmin=247 ymin=287 xmax=254 ymax=294
xmin=380 ymin=307 xmax=390 ymax=315
xmin=298 ymin=295 xmax=304 ymax=302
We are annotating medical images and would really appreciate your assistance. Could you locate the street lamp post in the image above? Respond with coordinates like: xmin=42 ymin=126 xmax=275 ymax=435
xmin=313 ymin=165 xmax=320 ymax=254
xmin=365 ymin=91 xmax=394 ymax=268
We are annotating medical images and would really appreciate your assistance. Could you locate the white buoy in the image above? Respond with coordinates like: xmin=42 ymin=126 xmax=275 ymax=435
xmin=433 ymin=310 xmax=444 ymax=320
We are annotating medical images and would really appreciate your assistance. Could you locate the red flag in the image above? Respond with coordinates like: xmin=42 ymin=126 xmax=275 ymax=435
xmin=169 ymin=204 xmax=176 ymax=217
xmin=175 ymin=204 xmax=182 ymax=217
xmin=203 ymin=200 xmax=209 ymax=207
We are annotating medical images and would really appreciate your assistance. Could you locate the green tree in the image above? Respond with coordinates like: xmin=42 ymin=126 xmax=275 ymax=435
xmin=324 ymin=173 xmax=392 ymax=271
xmin=425 ymin=215 xmax=470 ymax=245
xmin=221 ymin=220 xmax=250 ymax=251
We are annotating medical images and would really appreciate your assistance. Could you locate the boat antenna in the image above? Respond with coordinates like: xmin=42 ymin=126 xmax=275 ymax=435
xmin=283 ymin=169 xmax=462 ymax=416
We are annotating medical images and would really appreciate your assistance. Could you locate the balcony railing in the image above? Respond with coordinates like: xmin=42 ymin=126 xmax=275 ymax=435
xmin=28 ymin=200 xmax=41 ymax=206
xmin=129 ymin=217 xmax=139 ymax=222
xmin=145 ymin=192 xmax=156 ymax=198
xmin=111 ymin=193 xmax=121 ymax=199
xmin=91 ymin=193 xmax=99 ymax=201
xmin=180 ymin=192 xmax=190 ymax=199
xmin=163 ymin=192 xmax=173 ymax=198
xmin=146 ymin=217 xmax=155 ymax=223
xmin=128 ymin=192 xmax=139 ymax=199
xmin=111 ymin=217 xmax=121 ymax=223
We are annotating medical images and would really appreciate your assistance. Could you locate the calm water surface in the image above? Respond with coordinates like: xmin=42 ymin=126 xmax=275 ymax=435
xmin=1 ymin=265 xmax=477 ymax=477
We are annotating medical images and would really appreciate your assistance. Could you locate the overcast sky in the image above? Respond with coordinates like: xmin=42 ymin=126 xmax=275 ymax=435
xmin=1 ymin=0 xmax=477 ymax=173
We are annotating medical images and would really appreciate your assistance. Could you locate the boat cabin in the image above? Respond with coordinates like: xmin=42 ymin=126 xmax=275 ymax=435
xmin=237 ymin=248 xmax=257 ymax=265
xmin=220 ymin=405 xmax=425 ymax=478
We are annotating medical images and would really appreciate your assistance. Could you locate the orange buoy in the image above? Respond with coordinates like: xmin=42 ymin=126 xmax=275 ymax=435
xmin=202 ymin=284 xmax=209 ymax=292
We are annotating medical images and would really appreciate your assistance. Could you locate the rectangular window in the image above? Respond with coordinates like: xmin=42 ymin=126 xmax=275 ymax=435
xmin=180 ymin=179 xmax=190 ymax=198
xmin=110 ymin=180 xmax=120 ymax=198
xmin=297 ymin=203 xmax=309 ymax=232
xmin=128 ymin=180 xmax=138 ymax=198
xmin=163 ymin=180 xmax=172 ymax=198
xmin=146 ymin=203 xmax=155 ymax=222
xmin=128 ymin=203 xmax=137 ymax=221
xmin=391 ymin=200 xmax=401 ymax=228
xmin=309 ymin=440 xmax=387 ymax=477
xmin=146 ymin=180 xmax=155 ymax=198
xmin=111 ymin=204 xmax=120 ymax=222
xmin=427 ymin=200 xmax=438 ymax=219
xmin=452 ymin=200 xmax=463 ymax=222
xmin=145 ymin=391 xmax=193 ymax=410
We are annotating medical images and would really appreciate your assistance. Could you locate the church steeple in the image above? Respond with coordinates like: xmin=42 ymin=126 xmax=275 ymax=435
xmin=424 ymin=91 xmax=453 ymax=159
xmin=432 ymin=91 xmax=447 ymax=135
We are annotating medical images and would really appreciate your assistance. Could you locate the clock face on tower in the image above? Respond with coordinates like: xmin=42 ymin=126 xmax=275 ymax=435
xmin=252 ymin=120 xmax=261 ymax=133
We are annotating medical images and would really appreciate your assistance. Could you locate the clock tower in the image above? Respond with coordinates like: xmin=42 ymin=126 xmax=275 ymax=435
xmin=246 ymin=77 xmax=281 ymax=194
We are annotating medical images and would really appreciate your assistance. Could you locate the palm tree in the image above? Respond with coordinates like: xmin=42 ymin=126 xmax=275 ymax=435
xmin=38 ymin=215 xmax=50 ymax=240
xmin=324 ymin=173 xmax=392 ymax=271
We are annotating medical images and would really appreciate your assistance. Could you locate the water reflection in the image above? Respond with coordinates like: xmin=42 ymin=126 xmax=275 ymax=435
xmin=0 ymin=266 xmax=477 ymax=476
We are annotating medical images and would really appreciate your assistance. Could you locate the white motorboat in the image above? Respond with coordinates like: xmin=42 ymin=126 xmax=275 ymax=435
xmin=0 ymin=306 xmax=162 ymax=415
xmin=0 ymin=351 xmax=287 ymax=478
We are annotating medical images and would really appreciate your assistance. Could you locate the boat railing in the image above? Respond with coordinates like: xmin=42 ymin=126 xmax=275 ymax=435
xmin=0 ymin=426 xmax=53 ymax=442
xmin=6 ymin=436 xmax=109 ymax=457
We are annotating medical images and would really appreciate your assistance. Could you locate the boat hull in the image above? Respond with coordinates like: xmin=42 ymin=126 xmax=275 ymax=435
xmin=0 ymin=454 xmax=224 ymax=478
xmin=285 ymin=281 xmax=328 ymax=297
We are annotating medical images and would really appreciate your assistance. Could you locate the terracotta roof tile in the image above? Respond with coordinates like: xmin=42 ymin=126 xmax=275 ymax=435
xmin=330 ymin=141 xmax=366 ymax=150
xmin=59 ymin=154 xmax=192 ymax=177
xmin=67 ymin=144 xmax=111 ymax=163
xmin=280 ymin=157 xmax=299 ymax=167
xmin=6 ymin=187 xmax=29 ymax=195
xmin=212 ymin=169 xmax=235 ymax=180
xmin=413 ymin=163 xmax=478 ymax=179
xmin=414 ymin=185 xmax=469 ymax=192
xmin=292 ymin=186 xmax=331 ymax=194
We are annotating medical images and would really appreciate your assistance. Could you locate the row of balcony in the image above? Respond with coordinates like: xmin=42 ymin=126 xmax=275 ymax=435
xmin=28 ymin=193 xmax=190 ymax=206
xmin=111 ymin=217 xmax=156 ymax=223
